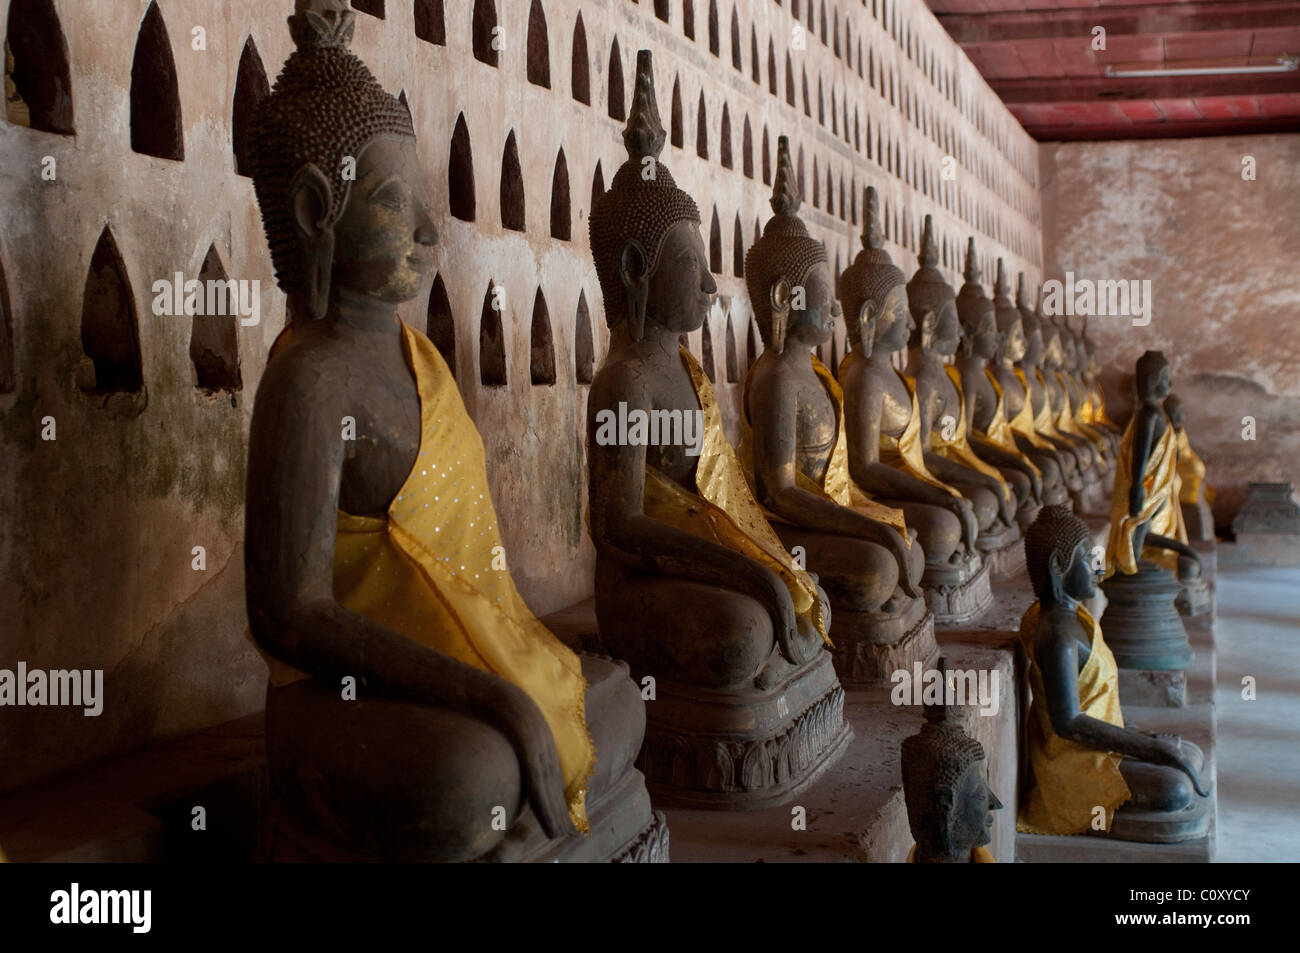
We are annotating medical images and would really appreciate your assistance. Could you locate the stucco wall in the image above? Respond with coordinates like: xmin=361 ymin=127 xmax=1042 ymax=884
xmin=0 ymin=0 xmax=1041 ymax=790
xmin=1039 ymin=135 xmax=1300 ymax=527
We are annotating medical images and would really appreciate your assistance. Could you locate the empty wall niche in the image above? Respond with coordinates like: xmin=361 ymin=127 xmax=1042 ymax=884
xmin=414 ymin=0 xmax=445 ymax=44
xmin=529 ymin=288 xmax=556 ymax=386
xmin=129 ymin=2 xmax=184 ymax=161
xmin=80 ymin=228 xmax=143 ymax=395
xmin=426 ymin=274 xmax=456 ymax=379
xmin=232 ymin=37 xmax=269 ymax=178
xmin=479 ymin=281 xmax=507 ymax=387
xmin=4 ymin=0 xmax=74 ymax=134
xmin=189 ymin=246 xmax=242 ymax=393
xmin=574 ymin=291 xmax=594 ymax=386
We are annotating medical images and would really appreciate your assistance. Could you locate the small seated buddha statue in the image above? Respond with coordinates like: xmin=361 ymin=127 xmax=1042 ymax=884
xmin=1041 ymin=319 xmax=1109 ymax=495
xmin=837 ymin=189 xmax=991 ymax=624
xmin=1078 ymin=327 xmax=1124 ymax=440
xmin=244 ymin=1 xmax=662 ymax=863
xmin=1019 ymin=506 xmax=1210 ymax=842
xmin=1060 ymin=322 xmax=1120 ymax=464
xmin=1165 ymin=394 xmax=1216 ymax=542
xmin=953 ymin=241 xmax=1060 ymax=515
xmin=737 ymin=138 xmax=933 ymax=683
xmin=901 ymin=659 xmax=1001 ymax=863
xmin=587 ymin=54 xmax=850 ymax=804
xmin=904 ymin=218 xmax=1025 ymax=577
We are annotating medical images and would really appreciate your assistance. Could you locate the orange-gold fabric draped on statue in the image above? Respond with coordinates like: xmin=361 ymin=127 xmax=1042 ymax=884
xmin=1007 ymin=368 xmax=1055 ymax=451
xmin=253 ymin=323 xmax=595 ymax=831
xmin=649 ymin=347 xmax=830 ymax=642
xmin=1017 ymin=603 xmax=1131 ymax=836
xmin=906 ymin=844 xmax=996 ymax=862
xmin=1175 ymin=427 xmax=1215 ymax=507
xmin=1105 ymin=415 xmax=1184 ymax=576
xmin=933 ymin=365 xmax=1012 ymax=506
xmin=978 ymin=370 xmax=1041 ymax=478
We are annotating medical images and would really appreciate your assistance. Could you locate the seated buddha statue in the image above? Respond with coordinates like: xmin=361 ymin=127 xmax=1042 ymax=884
xmin=736 ymin=138 xmax=933 ymax=683
xmin=953 ymin=241 xmax=1060 ymax=515
xmin=1019 ymin=506 xmax=1209 ymax=841
xmin=837 ymin=189 xmax=990 ymax=623
xmin=901 ymin=660 xmax=1001 ymax=863
xmin=1040 ymin=320 xmax=1108 ymax=487
xmin=904 ymin=218 xmax=1024 ymax=575
xmin=1165 ymin=394 xmax=1216 ymax=541
xmin=587 ymin=53 xmax=849 ymax=803
xmin=1078 ymin=324 xmax=1124 ymax=440
xmin=1060 ymin=322 xmax=1120 ymax=463
xmin=244 ymin=1 xmax=662 ymax=863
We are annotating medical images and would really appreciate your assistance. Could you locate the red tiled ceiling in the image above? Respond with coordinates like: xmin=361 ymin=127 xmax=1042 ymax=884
xmin=1193 ymin=96 xmax=1262 ymax=119
xmin=1117 ymin=100 xmax=1164 ymax=122
xmin=1251 ymin=27 xmax=1300 ymax=56
xmin=1164 ymin=30 xmax=1255 ymax=61
xmin=1158 ymin=98 xmax=1204 ymax=121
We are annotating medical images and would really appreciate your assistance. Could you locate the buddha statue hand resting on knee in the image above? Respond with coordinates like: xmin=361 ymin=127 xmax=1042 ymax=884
xmin=244 ymin=0 xmax=657 ymax=862
xmin=1018 ymin=506 xmax=1207 ymax=837
xmin=901 ymin=658 xmax=1001 ymax=862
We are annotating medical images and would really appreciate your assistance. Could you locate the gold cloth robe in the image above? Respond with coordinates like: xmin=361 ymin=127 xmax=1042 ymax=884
xmin=1006 ymin=368 xmax=1055 ymax=451
xmin=736 ymin=353 xmax=910 ymax=538
xmin=906 ymin=844 xmax=996 ymax=863
xmin=978 ymin=370 xmax=1041 ymax=479
xmin=1105 ymin=414 xmax=1184 ymax=576
xmin=1085 ymin=382 xmax=1120 ymax=430
xmin=1055 ymin=371 xmax=1112 ymax=457
xmin=1033 ymin=369 xmax=1089 ymax=471
xmin=1175 ymin=427 xmax=1214 ymax=507
xmin=659 ymin=347 xmax=830 ymax=641
xmin=833 ymin=352 xmax=962 ymax=499
xmin=254 ymin=323 xmax=595 ymax=831
xmin=1017 ymin=602 xmax=1131 ymax=836
xmin=933 ymin=365 xmax=1012 ymax=506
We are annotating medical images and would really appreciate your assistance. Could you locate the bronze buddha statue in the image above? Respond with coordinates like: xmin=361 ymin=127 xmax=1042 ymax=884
xmin=901 ymin=660 xmax=1001 ymax=863
xmin=586 ymin=53 xmax=850 ymax=804
xmin=1019 ymin=506 xmax=1210 ymax=842
xmin=905 ymin=218 xmax=1025 ymax=576
xmin=735 ymin=139 xmax=933 ymax=682
xmin=837 ymin=189 xmax=992 ymax=623
xmin=244 ymin=0 xmax=663 ymax=862
xmin=1040 ymin=319 xmax=1109 ymax=506
xmin=1165 ymin=394 xmax=1216 ymax=542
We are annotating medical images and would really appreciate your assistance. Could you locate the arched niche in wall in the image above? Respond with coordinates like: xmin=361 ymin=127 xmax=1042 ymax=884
xmin=80 ymin=227 xmax=143 ymax=394
xmin=719 ymin=104 xmax=731 ymax=169
xmin=526 ymin=0 xmax=550 ymax=89
xmin=4 ymin=0 xmax=75 ymax=134
xmin=766 ymin=37 xmax=776 ymax=95
xmin=426 ymin=273 xmax=455 ymax=379
xmin=130 ymin=1 xmax=184 ymax=161
xmin=732 ymin=215 xmax=744 ymax=277
xmin=683 ymin=0 xmax=695 ymax=40
xmin=709 ymin=208 xmax=721 ymax=275
xmin=655 ymin=0 xmax=671 ymax=24
xmin=761 ymin=125 xmax=770 ymax=185
xmin=448 ymin=113 xmax=475 ymax=221
xmin=232 ymin=37 xmax=269 ymax=178
xmin=571 ymin=13 xmax=589 ymax=104
xmin=500 ymin=130 xmax=525 ymax=232
xmin=472 ymin=0 xmax=498 ymax=67
xmin=574 ymin=291 xmax=594 ymax=386
xmin=784 ymin=51 xmax=795 ymax=106
xmin=550 ymin=148 xmax=570 ymax=241
xmin=707 ymin=0 xmax=719 ymax=56
xmin=724 ymin=315 xmax=738 ymax=384
xmin=741 ymin=116 xmax=752 ymax=179
xmin=479 ymin=281 xmax=507 ymax=387
xmin=700 ymin=316 xmax=715 ymax=383
xmin=530 ymin=288 xmax=556 ymax=386
xmin=0 ymin=251 xmax=14 ymax=394
xmin=591 ymin=160 xmax=604 ymax=212
xmin=670 ymin=77 xmax=683 ymax=148
xmin=414 ymin=0 xmax=445 ymax=45
xmin=695 ymin=91 xmax=707 ymax=159
xmin=749 ymin=26 xmax=759 ymax=84
xmin=746 ymin=319 xmax=757 ymax=369
xmin=189 ymin=246 xmax=242 ymax=393
xmin=351 ymin=0 xmax=384 ymax=17
xmin=729 ymin=7 xmax=741 ymax=72
xmin=607 ymin=38 xmax=626 ymax=121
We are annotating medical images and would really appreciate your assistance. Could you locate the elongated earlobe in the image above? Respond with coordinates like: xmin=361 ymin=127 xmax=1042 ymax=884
xmin=289 ymin=163 xmax=335 ymax=320
xmin=770 ymin=279 xmax=791 ymax=355
xmin=619 ymin=240 xmax=650 ymax=342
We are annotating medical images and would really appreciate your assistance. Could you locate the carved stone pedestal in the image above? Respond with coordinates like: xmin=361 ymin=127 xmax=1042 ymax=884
xmin=1100 ymin=566 xmax=1194 ymax=671
xmin=977 ymin=520 xmax=1026 ymax=579
xmin=1176 ymin=572 xmax=1211 ymax=617
xmin=637 ymin=651 xmax=852 ymax=810
xmin=829 ymin=595 xmax=937 ymax=687
xmin=1106 ymin=741 xmax=1212 ymax=844
xmin=1117 ymin=668 xmax=1186 ymax=708
xmin=923 ymin=551 xmax=993 ymax=624
xmin=1182 ymin=498 xmax=1214 ymax=542
xmin=1222 ymin=482 xmax=1300 ymax=567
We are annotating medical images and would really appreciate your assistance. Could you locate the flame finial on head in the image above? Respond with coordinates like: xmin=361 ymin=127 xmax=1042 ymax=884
xmin=624 ymin=50 xmax=666 ymax=165
xmin=770 ymin=136 xmax=802 ymax=216
xmin=918 ymin=215 xmax=939 ymax=269
xmin=863 ymin=185 xmax=885 ymax=251
xmin=289 ymin=0 xmax=356 ymax=50
xmin=963 ymin=237 xmax=980 ymax=284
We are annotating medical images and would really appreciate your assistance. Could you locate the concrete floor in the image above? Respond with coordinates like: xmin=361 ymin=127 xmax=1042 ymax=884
xmin=1212 ymin=566 xmax=1300 ymax=863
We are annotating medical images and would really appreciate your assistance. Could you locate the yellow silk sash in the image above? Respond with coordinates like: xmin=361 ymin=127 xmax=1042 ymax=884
xmin=981 ymin=371 xmax=1041 ymax=478
xmin=934 ymin=366 xmax=1012 ymax=505
xmin=651 ymin=348 xmax=829 ymax=642
xmin=1017 ymin=602 xmax=1131 ymax=836
xmin=1105 ymin=415 xmax=1183 ymax=576
xmin=906 ymin=844 xmax=996 ymax=862
xmin=1088 ymin=383 xmax=1120 ymax=430
xmin=1007 ymin=367 xmax=1054 ymax=451
xmin=1175 ymin=427 xmax=1214 ymax=506
xmin=255 ymin=322 xmax=595 ymax=831
xmin=1056 ymin=371 xmax=1111 ymax=456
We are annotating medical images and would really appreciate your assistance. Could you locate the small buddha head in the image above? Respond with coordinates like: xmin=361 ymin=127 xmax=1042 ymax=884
xmin=991 ymin=261 xmax=1026 ymax=364
xmin=744 ymin=137 xmax=837 ymax=355
xmin=1165 ymin=393 xmax=1185 ymax=429
xmin=901 ymin=660 xmax=1001 ymax=863
xmin=906 ymin=215 xmax=959 ymax=358
xmin=252 ymin=0 xmax=436 ymax=322
xmin=1025 ymin=504 xmax=1099 ymax=604
xmin=591 ymin=52 xmax=712 ymax=343
xmin=1136 ymin=349 xmax=1172 ymax=403
xmin=1013 ymin=271 xmax=1045 ymax=366
xmin=839 ymin=186 xmax=911 ymax=358
xmin=1082 ymin=327 xmax=1103 ymax=381
xmin=955 ymin=237 xmax=999 ymax=360
xmin=1042 ymin=322 xmax=1065 ymax=371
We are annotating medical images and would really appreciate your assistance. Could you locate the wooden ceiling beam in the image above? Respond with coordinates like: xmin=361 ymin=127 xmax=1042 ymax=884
xmin=939 ymin=2 xmax=1300 ymax=45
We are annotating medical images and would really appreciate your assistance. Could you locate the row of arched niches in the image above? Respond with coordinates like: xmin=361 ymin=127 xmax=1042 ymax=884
xmin=0 ymin=0 xmax=1041 ymax=401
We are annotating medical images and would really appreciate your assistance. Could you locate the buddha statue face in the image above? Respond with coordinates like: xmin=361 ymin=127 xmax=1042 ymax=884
xmin=1027 ymin=505 xmax=1100 ymax=604
xmin=642 ymin=221 xmax=716 ymax=335
xmin=326 ymin=136 xmax=438 ymax=307
xmin=926 ymin=297 xmax=961 ymax=358
xmin=872 ymin=284 xmax=913 ymax=355
xmin=967 ymin=308 xmax=1000 ymax=360
xmin=1043 ymin=328 xmax=1065 ymax=370
xmin=1058 ymin=537 xmax=1098 ymax=601
xmin=785 ymin=263 xmax=839 ymax=349
xmin=1022 ymin=320 xmax=1045 ymax=366
xmin=1136 ymin=352 xmax=1172 ymax=402
xmin=997 ymin=317 xmax=1027 ymax=364
xmin=1165 ymin=394 xmax=1185 ymax=429
xmin=952 ymin=759 xmax=1001 ymax=851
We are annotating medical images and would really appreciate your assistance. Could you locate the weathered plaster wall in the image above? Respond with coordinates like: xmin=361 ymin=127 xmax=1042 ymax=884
xmin=0 ymin=0 xmax=1041 ymax=790
xmin=1039 ymin=135 xmax=1300 ymax=527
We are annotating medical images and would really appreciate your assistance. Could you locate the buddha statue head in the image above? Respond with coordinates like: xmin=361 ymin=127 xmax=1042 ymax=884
xmin=591 ymin=51 xmax=712 ymax=343
xmin=1081 ymin=324 xmax=1104 ymax=382
xmin=1025 ymin=504 xmax=1098 ymax=605
xmin=901 ymin=658 xmax=1002 ymax=863
xmin=991 ymin=261 xmax=1026 ymax=366
xmin=743 ymin=137 xmax=837 ymax=355
xmin=1165 ymin=393 xmax=1185 ymax=429
xmin=905 ymin=215 xmax=959 ymax=358
xmin=955 ymin=237 xmax=998 ymax=361
xmin=251 ymin=0 xmax=436 ymax=323
xmin=839 ymin=186 xmax=910 ymax=358
xmin=1012 ymin=269 xmax=1045 ymax=368
xmin=1136 ymin=349 xmax=1172 ymax=404
xmin=1042 ymin=320 xmax=1066 ymax=372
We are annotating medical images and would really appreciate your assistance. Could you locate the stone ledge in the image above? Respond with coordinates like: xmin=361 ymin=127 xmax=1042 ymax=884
xmin=1219 ymin=533 xmax=1300 ymax=568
